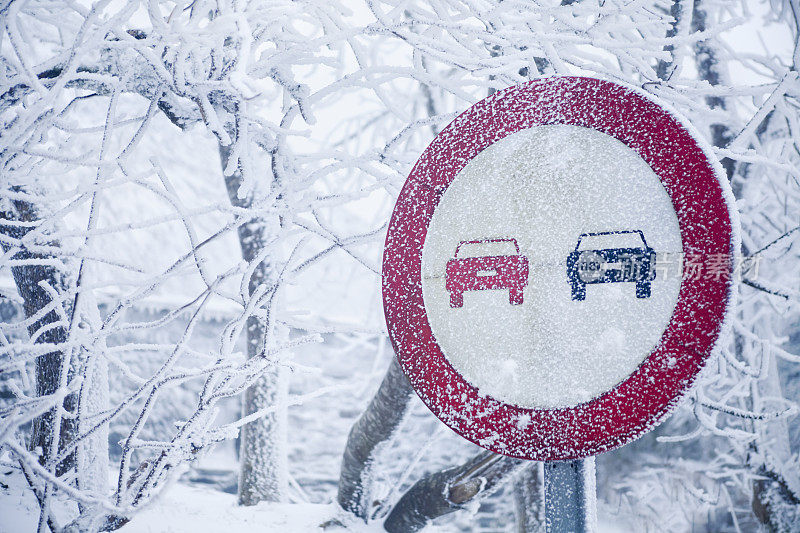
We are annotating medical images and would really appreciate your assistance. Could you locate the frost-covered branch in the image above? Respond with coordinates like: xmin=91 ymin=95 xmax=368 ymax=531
xmin=382 ymin=451 xmax=529 ymax=533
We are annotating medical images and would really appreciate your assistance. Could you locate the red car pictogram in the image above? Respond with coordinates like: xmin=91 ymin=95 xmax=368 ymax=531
xmin=445 ymin=238 xmax=529 ymax=308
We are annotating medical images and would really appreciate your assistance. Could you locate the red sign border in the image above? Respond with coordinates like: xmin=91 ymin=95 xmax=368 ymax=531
xmin=382 ymin=76 xmax=737 ymax=460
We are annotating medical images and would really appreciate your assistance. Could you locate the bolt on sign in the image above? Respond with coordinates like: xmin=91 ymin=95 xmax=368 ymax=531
xmin=382 ymin=76 xmax=739 ymax=461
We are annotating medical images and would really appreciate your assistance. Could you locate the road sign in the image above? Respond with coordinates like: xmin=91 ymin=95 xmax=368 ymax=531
xmin=382 ymin=76 xmax=738 ymax=461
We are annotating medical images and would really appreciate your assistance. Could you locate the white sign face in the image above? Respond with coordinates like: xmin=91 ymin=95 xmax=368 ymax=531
xmin=421 ymin=124 xmax=683 ymax=409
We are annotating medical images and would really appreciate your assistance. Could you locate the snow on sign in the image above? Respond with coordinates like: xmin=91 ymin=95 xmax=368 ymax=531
xmin=382 ymin=76 xmax=739 ymax=461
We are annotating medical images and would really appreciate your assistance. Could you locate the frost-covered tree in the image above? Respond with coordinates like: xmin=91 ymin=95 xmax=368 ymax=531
xmin=0 ymin=0 xmax=381 ymax=529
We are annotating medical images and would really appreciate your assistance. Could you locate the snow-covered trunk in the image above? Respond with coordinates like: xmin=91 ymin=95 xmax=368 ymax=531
xmin=75 ymin=290 xmax=109 ymax=501
xmin=337 ymin=356 xmax=414 ymax=519
xmin=513 ymin=463 xmax=543 ymax=533
xmin=219 ymin=143 xmax=288 ymax=505
xmin=237 ymin=328 xmax=288 ymax=506
xmin=0 ymin=198 xmax=77 ymax=477
xmin=382 ymin=450 xmax=527 ymax=532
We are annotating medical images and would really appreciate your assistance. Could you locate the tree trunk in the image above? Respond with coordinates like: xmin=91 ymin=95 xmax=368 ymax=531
xmin=337 ymin=356 xmax=414 ymax=519
xmin=0 ymin=199 xmax=77 ymax=477
xmin=219 ymin=143 xmax=288 ymax=505
xmin=655 ymin=0 xmax=689 ymax=81
xmin=382 ymin=451 xmax=527 ymax=532
xmin=692 ymin=0 xmax=735 ymax=180
xmin=75 ymin=291 xmax=109 ymax=500
xmin=514 ymin=463 xmax=544 ymax=533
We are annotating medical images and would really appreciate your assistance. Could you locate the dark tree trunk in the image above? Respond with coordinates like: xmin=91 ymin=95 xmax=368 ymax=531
xmin=0 ymin=198 xmax=76 ymax=477
xmin=337 ymin=357 xmax=414 ymax=519
xmin=382 ymin=451 xmax=527 ymax=533
xmin=656 ymin=0 xmax=687 ymax=81
xmin=692 ymin=0 xmax=735 ymax=180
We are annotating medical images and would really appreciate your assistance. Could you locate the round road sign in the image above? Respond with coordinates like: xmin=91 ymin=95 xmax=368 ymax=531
xmin=382 ymin=76 xmax=739 ymax=460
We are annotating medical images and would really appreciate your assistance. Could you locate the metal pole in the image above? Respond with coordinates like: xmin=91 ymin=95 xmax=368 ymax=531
xmin=544 ymin=457 xmax=596 ymax=533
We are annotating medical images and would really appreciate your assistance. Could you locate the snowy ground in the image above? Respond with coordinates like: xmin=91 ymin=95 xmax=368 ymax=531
xmin=117 ymin=485 xmax=341 ymax=533
xmin=118 ymin=483 xmax=629 ymax=533
xmin=0 ymin=464 xmax=630 ymax=533
xmin=0 ymin=467 xmax=341 ymax=533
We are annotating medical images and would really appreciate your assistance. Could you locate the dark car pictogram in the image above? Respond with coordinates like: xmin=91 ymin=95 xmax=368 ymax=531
xmin=566 ymin=230 xmax=656 ymax=301
xmin=445 ymin=238 xmax=529 ymax=308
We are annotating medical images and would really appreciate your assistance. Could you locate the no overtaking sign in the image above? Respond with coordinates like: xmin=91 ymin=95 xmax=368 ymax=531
xmin=382 ymin=76 xmax=738 ymax=461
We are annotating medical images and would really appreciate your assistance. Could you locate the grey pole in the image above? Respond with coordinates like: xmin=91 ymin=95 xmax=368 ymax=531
xmin=544 ymin=457 xmax=596 ymax=533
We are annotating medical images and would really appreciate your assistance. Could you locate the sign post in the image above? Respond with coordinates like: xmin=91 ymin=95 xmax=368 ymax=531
xmin=544 ymin=459 xmax=595 ymax=532
xmin=382 ymin=76 xmax=738 ymax=530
